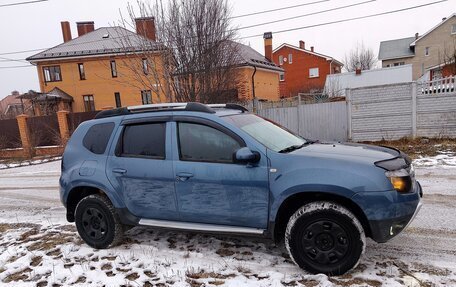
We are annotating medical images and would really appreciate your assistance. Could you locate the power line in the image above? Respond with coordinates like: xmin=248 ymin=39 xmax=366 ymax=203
xmin=230 ymin=0 xmax=330 ymax=19
xmin=0 ymin=1 xmax=371 ymax=58
xmin=0 ymin=0 xmax=47 ymax=8
xmin=240 ymin=0 xmax=448 ymax=39
xmin=0 ymin=64 xmax=34 ymax=69
xmin=0 ymin=56 xmax=29 ymax=63
xmin=238 ymin=0 xmax=375 ymax=30
xmin=0 ymin=48 xmax=46 ymax=56
xmin=0 ymin=0 xmax=448 ymax=62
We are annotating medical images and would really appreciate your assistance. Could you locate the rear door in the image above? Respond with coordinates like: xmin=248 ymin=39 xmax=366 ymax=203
xmin=106 ymin=118 xmax=178 ymax=220
xmin=172 ymin=117 xmax=270 ymax=229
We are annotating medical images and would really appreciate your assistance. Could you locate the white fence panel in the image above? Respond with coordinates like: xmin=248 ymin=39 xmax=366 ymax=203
xmin=256 ymin=102 xmax=347 ymax=142
xmin=298 ymin=102 xmax=347 ymax=141
xmin=416 ymin=92 xmax=456 ymax=138
xmin=350 ymin=83 xmax=413 ymax=141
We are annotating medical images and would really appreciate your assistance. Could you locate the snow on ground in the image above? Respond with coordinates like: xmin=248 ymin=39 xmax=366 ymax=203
xmin=0 ymin=157 xmax=455 ymax=286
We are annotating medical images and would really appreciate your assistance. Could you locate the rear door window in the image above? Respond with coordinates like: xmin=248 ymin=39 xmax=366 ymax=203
xmin=120 ymin=123 xmax=166 ymax=159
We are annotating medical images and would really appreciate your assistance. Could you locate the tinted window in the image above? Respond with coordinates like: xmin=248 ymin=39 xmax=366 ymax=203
xmin=178 ymin=122 xmax=241 ymax=163
xmin=83 ymin=122 xmax=115 ymax=154
xmin=121 ymin=123 xmax=165 ymax=159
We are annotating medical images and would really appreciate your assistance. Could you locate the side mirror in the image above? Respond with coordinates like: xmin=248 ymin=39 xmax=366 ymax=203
xmin=234 ymin=147 xmax=260 ymax=164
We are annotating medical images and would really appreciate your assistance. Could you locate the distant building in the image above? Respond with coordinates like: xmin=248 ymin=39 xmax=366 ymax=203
xmin=0 ymin=91 xmax=31 ymax=119
xmin=324 ymin=65 xmax=413 ymax=97
xmin=263 ymin=33 xmax=342 ymax=98
xmin=26 ymin=20 xmax=282 ymax=113
xmin=378 ymin=14 xmax=456 ymax=80
xmin=27 ymin=19 xmax=167 ymax=112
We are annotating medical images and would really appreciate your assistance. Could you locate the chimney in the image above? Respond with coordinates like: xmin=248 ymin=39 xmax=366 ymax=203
xmin=355 ymin=68 xmax=362 ymax=75
xmin=76 ymin=21 xmax=95 ymax=37
xmin=135 ymin=17 xmax=156 ymax=41
xmin=61 ymin=21 xmax=72 ymax=42
xmin=263 ymin=32 xmax=273 ymax=62
xmin=299 ymin=40 xmax=305 ymax=49
xmin=310 ymin=46 xmax=314 ymax=52
xmin=415 ymin=32 xmax=419 ymax=40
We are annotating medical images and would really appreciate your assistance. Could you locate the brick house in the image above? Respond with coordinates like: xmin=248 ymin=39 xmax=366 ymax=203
xmin=0 ymin=91 xmax=32 ymax=119
xmin=26 ymin=19 xmax=168 ymax=113
xmin=378 ymin=13 xmax=456 ymax=80
xmin=264 ymin=33 xmax=343 ymax=98
xmin=26 ymin=20 xmax=282 ymax=112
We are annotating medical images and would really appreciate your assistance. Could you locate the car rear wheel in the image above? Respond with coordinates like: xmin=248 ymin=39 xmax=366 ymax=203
xmin=75 ymin=194 xmax=124 ymax=249
xmin=285 ymin=201 xmax=365 ymax=275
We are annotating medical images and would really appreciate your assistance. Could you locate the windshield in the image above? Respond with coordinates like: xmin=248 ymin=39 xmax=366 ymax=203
xmin=223 ymin=114 xmax=306 ymax=152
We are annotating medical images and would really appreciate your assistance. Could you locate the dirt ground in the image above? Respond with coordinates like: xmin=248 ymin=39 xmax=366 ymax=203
xmin=0 ymin=153 xmax=455 ymax=286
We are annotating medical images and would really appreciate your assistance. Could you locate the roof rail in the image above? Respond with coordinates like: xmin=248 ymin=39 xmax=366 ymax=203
xmin=207 ymin=103 xmax=248 ymax=112
xmin=95 ymin=102 xmax=247 ymax=119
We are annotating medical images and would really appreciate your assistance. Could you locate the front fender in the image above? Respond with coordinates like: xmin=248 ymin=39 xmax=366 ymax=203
xmin=269 ymin=184 xmax=356 ymax=222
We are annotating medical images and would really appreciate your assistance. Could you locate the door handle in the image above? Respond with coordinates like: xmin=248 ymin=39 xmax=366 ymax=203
xmin=112 ymin=168 xmax=127 ymax=174
xmin=176 ymin=172 xmax=193 ymax=181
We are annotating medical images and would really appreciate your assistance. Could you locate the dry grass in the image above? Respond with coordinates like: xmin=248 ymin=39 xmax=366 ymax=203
xmin=3 ymin=267 xmax=32 ymax=283
xmin=0 ymin=223 xmax=40 ymax=233
xmin=329 ymin=277 xmax=382 ymax=287
xmin=362 ymin=137 xmax=456 ymax=159
xmin=186 ymin=270 xmax=236 ymax=280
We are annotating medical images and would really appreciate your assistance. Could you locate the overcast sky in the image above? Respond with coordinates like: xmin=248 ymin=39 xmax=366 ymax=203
xmin=0 ymin=0 xmax=455 ymax=99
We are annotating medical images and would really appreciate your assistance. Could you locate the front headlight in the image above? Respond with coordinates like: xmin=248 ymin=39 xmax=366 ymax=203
xmin=385 ymin=168 xmax=412 ymax=193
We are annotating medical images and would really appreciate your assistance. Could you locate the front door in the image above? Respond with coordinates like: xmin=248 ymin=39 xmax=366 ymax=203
xmin=172 ymin=119 xmax=269 ymax=229
xmin=106 ymin=121 xmax=179 ymax=220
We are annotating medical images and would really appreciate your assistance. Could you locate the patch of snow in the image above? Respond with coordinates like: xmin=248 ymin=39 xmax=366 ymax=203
xmin=413 ymin=153 xmax=456 ymax=168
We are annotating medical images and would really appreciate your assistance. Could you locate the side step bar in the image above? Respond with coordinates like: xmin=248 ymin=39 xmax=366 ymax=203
xmin=139 ymin=218 xmax=265 ymax=235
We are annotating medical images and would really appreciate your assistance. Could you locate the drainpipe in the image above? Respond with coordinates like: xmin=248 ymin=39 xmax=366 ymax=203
xmin=251 ymin=65 xmax=257 ymax=111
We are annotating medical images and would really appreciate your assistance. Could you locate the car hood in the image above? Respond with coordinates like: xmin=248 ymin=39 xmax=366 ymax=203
xmin=290 ymin=142 xmax=400 ymax=162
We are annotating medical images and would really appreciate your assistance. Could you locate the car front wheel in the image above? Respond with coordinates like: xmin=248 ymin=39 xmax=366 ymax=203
xmin=285 ymin=201 xmax=365 ymax=275
xmin=75 ymin=194 xmax=124 ymax=249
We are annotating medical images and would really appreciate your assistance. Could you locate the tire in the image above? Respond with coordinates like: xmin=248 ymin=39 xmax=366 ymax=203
xmin=285 ymin=201 xmax=365 ymax=275
xmin=75 ymin=194 xmax=124 ymax=249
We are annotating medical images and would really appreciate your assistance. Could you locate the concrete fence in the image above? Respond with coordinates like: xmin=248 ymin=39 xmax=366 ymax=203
xmin=255 ymin=76 xmax=456 ymax=142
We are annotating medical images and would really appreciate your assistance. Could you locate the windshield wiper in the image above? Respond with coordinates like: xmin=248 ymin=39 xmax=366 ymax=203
xmin=278 ymin=143 xmax=307 ymax=153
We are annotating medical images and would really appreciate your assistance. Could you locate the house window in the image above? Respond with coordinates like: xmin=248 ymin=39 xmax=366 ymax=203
xmin=114 ymin=92 xmax=121 ymax=108
xmin=452 ymin=24 xmax=456 ymax=34
xmin=288 ymin=53 xmax=293 ymax=64
xmin=141 ymin=90 xmax=152 ymax=104
xmin=110 ymin=60 xmax=117 ymax=77
xmin=142 ymin=58 xmax=148 ymax=74
xmin=78 ymin=63 xmax=85 ymax=80
xmin=83 ymin=95 xmax=95 ymax=112
xmin=42 ymin=66 xmax=61 ymax=82
xmin=309 ymin=67 xmax=319 ymax=78
xmin=279 ymin=72 xmax=285 ymax=81
xmin=393 ymin=62 xmax=405 ymax=66
xmin=386 ymin=64 xmax=390 ymax=68
xmin=279 ymin=55 xmax=284 ymax=65
xmin=425 ymin=47 xmax=430 ymax=56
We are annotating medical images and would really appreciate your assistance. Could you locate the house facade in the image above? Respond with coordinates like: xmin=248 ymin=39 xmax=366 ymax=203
xmin=27 ymin=19 xmax=168 ymax=113
xmin=26 ymin=20 xmax=282 ymax=112
xmin=379 ymin=14 xmax=456 ymax=80
xmin=265 ymin=34 xmax=342 ymax=98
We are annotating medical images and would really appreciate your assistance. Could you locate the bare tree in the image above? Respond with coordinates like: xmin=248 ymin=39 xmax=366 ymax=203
xmin=441 ymin=38 xmax=456 ymax=77
xmin=343 ymin=42 xmax=377 ymax=72
xmin=113 ymin=0 xmax=241 ymax=104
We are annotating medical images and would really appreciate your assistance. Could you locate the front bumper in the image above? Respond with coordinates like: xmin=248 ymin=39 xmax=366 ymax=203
xmin=352 ymin=181 xmax=423 ymax=243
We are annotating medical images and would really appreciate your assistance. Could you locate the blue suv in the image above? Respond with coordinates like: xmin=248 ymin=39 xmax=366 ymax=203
xmin=60 ymin=102 xmax=422 ymax=275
